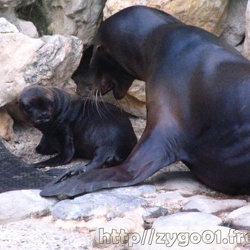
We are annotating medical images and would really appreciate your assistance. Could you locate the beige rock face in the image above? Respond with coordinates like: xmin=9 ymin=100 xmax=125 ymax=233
xmin=0 ymin=0 xmax=35 ymax=8
xmin=221 ymin=0 xmax=247 ymax=49
xmin=0 ymin=109 xmax=13 ymax=141
xmin=104 ymin=0 xmax=229 ymax=35
xmin=39 ymin=0 xmax=105 ymax=47
xmin=0 ymin=32 xmax=82 ymax=107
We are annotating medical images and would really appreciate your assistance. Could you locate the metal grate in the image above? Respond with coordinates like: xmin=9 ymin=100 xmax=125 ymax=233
xmin=0 ymin=140 xmax=53 ymax=193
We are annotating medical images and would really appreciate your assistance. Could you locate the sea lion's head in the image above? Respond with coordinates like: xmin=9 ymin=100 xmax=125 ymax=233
xmin=90 ymin=44 xmax=135 ymax=100
xmin=18 ymin=86 xmax=55 ymax=126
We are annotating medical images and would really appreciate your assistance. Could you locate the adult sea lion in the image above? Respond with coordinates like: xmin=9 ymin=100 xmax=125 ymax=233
xmin=41 ymin=6 xmax=250 ymax=198
xmin=18 ymin=86 xmax=137 ymax=172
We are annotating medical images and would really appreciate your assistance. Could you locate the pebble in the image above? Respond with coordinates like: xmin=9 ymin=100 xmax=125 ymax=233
xmin=152 ymin=190 xmax=189 ymax=206
xmin=0 ymin=190 xmax=57 ymax=225
xmin=152 ymin=171 xmax=213 ymax=194
xmin=142 ymin=206 xmax=169 ymax=229
xmin=152 ymin=212 xmax=222 ymax=229
xmin=52 ymin=190 xmax=148 ymax=220
xmin=182 ymin=195 xmax=247 ymax=214
xmin=227 ymin=205 xmax=250 ymax=219
xmin=227 ymin=205 xmax=250 ymax=230
xmin=142 ymin=206 xmax=168 ymax=222
xmin=111 ymin=184 xmax=157 ymax=197
xmin=229 ymin=214 xmax=250 ymax=231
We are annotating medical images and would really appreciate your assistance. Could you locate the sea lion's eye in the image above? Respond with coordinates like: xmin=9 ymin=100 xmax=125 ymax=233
xmin=47 ymin=99 xmax=53 ymax=108
xmin=24 ymin=104 xmax=32 ymax=113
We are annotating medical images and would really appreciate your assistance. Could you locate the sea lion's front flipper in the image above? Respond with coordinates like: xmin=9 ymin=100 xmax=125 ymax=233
xmin=40 ymin=165 xmax=132 ymax=198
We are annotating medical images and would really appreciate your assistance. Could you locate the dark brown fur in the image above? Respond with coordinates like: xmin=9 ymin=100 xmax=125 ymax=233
xmin=18 ymin=86 xmax=137 ymax=173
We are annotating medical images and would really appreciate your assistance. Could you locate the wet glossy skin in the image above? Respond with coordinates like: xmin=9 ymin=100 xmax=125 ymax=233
xmin=41 ymin=6 xmax=250 ymax=198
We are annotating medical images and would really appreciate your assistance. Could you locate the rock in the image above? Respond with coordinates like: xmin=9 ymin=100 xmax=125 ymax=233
xmin=127 ymin=226 xmax=245 ymax=250
xmin=0 ymin=190 xmax=58 ymax=225
xmin=142 ymin=207 xmax=168 ymax=221
xmin=153 ymin=212 xmax=222 ymax=229
xmin=16 ymin=18 xmax=38 ymax=38
xmin=142 ymin=206 xmax=168 ymax=227
xmin=182 ymin=195 xmax=247 ymax=214
xmin=227 ymin=204 xmax=250 ymax=219
xmin=151 ymin=171 xmax=212 ymax=194
xmin=0 ymin=17 xmax=19 ymax=33
xmin=94 ymin=211 xmax=144 ymax=247
xmin=229 ymin=214 xmax=250 ymax=231
xmin=0 ymin=0 xmax=35 ymax=9
xmin=52 ymin=191 xmax=148 ymax=220
xmin=104 ymin=0 xmax=229 ymax=36
xmin=0 ymin=108 xmax=14 ymax=140
xmin=127 ymin=212 xmax=228 ymax=249
xmin=0 ymin=31 xmax=82 ymax=107
xmin=227 ymin=205 xmax=250 ymax=230
xmin=220 ymin=0 xmax=247 ymax=50
xmin=111 ymin=184 xmax=156 ymax=197
xmin=0 ymin=0 xmax=38 ymax=38
xmin=243 ymin=1 xmax=250 ymax=59
xmin=18 ymin=0 xmax=105 ymax=47
xmin=151 ymin=191 xmax=190 ymax=207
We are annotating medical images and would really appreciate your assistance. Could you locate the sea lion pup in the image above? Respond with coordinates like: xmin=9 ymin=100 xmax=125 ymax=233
xmin=41 ymin=6 xmax=250 ymax=198
xmin=18 ymin=85 xmax=137 ymax=173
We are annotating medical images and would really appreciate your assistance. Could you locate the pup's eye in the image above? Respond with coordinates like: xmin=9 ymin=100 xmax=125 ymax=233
xmin=24 ymin=104 xmax=32 ymax=113
xmin=47 ymin=100 xmax=53 ymax=106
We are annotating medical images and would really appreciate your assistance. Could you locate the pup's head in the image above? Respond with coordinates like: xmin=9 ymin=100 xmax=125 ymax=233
xmin=18 ymin=86 xmax=55 ymax=126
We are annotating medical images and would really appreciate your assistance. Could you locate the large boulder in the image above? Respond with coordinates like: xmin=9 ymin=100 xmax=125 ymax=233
xmin=0 ymin=0 xmax=35 ymax=8
xmin=0 ymin=0 xmax=38 ymax=38
xmin=17 ymin=0 xmax=106 ymax=47
xmin=243 ymin=1 xmax=250 ymax=59
xmin=221 ymin=0 xmax=248 ymax=51
xmin=0 ymin=24 xmax=82 ymax=107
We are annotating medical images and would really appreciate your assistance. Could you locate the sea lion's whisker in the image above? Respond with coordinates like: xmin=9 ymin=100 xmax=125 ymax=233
xmin=83 ymin=91 xmax=94 ymax=118
xmin=95 ymin=90 xmax=105 ymax=119
xmin=98 ymin=91 xmax=114 ymax=117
